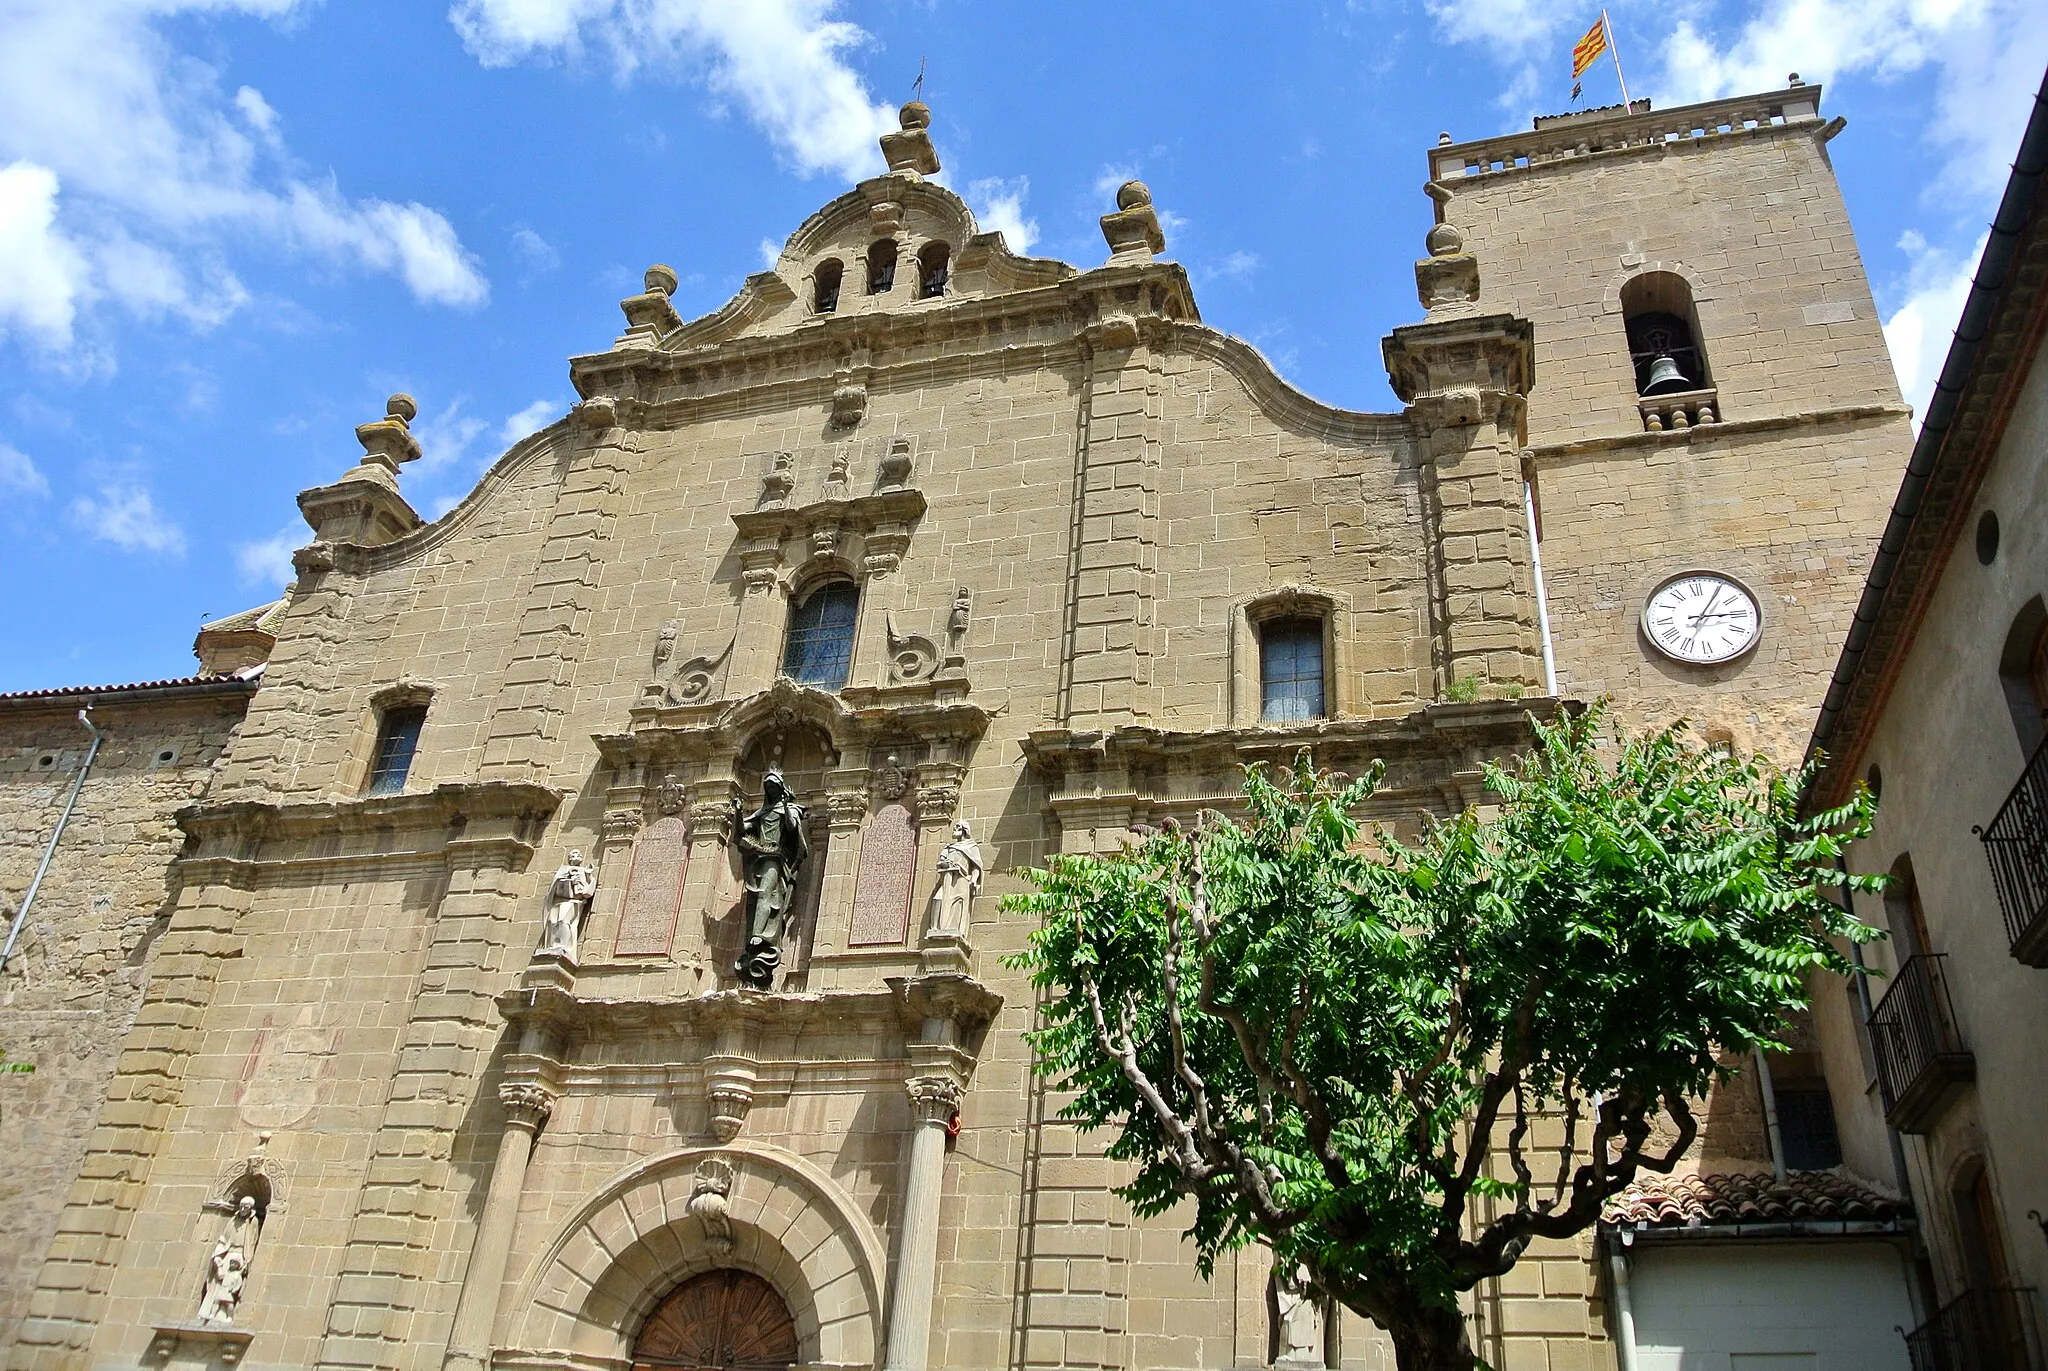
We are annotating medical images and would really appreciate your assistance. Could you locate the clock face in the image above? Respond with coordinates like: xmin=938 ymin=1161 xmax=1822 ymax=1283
xmin=1641 ymin=573 xmax=1761 ymax=665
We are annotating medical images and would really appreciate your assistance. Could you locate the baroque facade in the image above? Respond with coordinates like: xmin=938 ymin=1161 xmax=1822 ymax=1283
xmin=1 ymin=80 xmax=1919 ymax=1371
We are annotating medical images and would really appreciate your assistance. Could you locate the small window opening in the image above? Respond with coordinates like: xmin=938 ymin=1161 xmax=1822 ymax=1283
xmin=813 ymin=259 xmax=842 ymax=314
xmin=1621 ymin=272 xmax=1709 ymax=396
xmin=37 ymin=754 xmax=54 ymax=769
xmin=366 ymin=706 xmax=427 ymax=796
xmin=1996 ymin=595 xmax=2048 ymax=757
xmin=157 ymin=749 xmax=176 ymax=764
xmin=917 ymin=241 xmax=950 ymax=298
xmin=782 ymin=582 xmax=860 ymax=691
xmin=866 ymin=239 xmax=897 ymax=295
xmin=1259 ymin=618 xmax=1326 ymax=723
xmin=1774 ymin=1085 xmax=1843 ymax=1170
xmin=1976 ymin=509 xmax=2000 ymax=565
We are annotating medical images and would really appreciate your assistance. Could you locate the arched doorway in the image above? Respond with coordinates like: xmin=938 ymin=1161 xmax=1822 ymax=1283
xmin=631 ymin=1269 xmax=798 ymax=1370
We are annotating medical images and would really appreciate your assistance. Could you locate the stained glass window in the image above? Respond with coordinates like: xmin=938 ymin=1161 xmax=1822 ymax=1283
xmin=782 ymin=583 xmax=860 ymax=690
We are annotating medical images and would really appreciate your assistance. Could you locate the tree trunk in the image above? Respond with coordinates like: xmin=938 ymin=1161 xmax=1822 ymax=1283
xmin=1386 ymin=1301 xmax=1480 ymax=1371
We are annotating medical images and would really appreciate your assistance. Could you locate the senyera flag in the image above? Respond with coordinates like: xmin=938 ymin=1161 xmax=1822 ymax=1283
xmin=1571 ymin=15 xmax=1608 ymax=100
xmin=1572 ymin=16 xmax=1608 ymax=80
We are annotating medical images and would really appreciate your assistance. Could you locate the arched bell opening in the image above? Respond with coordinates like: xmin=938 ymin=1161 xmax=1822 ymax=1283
xmin=1621 ymin=270 xmax=1710 ymax=396
xmin=631 ymin=1269 xmax=798 ymax=1371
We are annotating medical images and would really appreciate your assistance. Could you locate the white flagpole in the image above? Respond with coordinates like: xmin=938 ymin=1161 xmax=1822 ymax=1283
xmin=1603 ymin=9 xmax=1633 ymax=108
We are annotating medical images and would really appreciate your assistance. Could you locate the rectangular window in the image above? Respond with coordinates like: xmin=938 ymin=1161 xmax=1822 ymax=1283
xmin=1260 ymin=618 xmax=1326 ymax=723
xmin=366 ymin=706 xmax=426 ymax=796
xmin=1775 ymin=1085 xmax=1844 ymax=1170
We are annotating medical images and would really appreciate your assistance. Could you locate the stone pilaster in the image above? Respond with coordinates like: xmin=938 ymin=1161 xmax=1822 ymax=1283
xmin=478 ymin=413 xmax=634 ymax=779
xmin=1383 ymin=311 xmax=1541 ymax=698
xmin=1059 ymin=318 xmax=1164 ymax=728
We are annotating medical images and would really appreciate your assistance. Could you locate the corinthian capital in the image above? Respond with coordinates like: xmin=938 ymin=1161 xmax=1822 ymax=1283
xmin=500 ymin=1082 xmax=557 ymax=1130
xmin=906 ymin=1074 xmax=963 ymax=1126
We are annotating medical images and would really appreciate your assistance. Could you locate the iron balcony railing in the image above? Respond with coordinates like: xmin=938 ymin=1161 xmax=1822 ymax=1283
xmin=1980 ymin=736 xmax=2048 ymax=967
xmin=1904 ymin=1286 xmax=2043 ymax=1371
xmin=1867 ymin=953 xmax=1975 ymax=1133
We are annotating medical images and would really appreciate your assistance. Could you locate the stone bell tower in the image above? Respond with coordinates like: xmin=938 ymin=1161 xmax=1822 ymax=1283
xmin=1427 ymin=79 xmax=1914 ymax=761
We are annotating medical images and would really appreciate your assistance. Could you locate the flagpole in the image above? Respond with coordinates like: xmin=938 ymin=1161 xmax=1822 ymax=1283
xmin=1602 ymin=9 xmax=1633 ymax=108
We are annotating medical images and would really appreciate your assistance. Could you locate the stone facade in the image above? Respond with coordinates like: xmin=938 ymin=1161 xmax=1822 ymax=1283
xmin=0 ymin=83 xmax=1912 ymax=1371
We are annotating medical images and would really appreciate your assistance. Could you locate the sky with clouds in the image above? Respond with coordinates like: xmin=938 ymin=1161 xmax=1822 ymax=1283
xmin=0 ymin=0 xmax=2042 ymax=692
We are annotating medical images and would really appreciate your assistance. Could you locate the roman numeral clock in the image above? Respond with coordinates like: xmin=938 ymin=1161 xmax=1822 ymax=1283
xmin=1641 ymin=572 xmax=1763 ymax=666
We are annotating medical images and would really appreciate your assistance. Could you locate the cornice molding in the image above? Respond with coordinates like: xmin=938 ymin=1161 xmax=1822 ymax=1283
xmin=175 ymin=780 xmax=563 ymax=878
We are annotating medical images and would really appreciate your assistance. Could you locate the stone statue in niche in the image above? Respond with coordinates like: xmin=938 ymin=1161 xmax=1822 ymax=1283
xmin=731 ymin=769 xmax=809 ymax=989
xmin=195 ymin=1194 xmax=260 ymax=1325
xmin=537 ymin=850 xmax=597 ymax=961
xmin=948 ymin=586 xmax=972 ymax=646
xmin=927 ymin=819 xmax=983 ymax=936
xmin=1273 ymin=1262 xmax=1326 ymax=1368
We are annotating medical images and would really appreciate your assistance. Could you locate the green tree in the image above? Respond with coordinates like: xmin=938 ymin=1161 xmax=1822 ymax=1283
xmin=1006 ymin=708 xmax=1882 ymax=1371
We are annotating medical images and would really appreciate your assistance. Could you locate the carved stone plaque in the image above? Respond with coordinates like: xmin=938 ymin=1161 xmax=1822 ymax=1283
xmin=847 ymin=803 xmax=917 ymax=946
xmin=615 ymin=816 xmax=690 ymax=957
xmin=238 ymin=1003 xmax=336 ymax=1130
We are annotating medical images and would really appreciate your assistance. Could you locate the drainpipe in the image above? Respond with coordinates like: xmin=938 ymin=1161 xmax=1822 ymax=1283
xmin=1754 ymin=1045 xmax=1789 ymax=1184
xmin=2 ymin=708 xmax=102 ymax=975
xmin=1524 ymin=480 xmax=1559 ymax=696
xmin=1609 ymin=1234 xmax=1641 ymax=1371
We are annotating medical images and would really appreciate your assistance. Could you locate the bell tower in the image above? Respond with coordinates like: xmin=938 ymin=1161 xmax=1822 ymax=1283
xmin=1428 ymin=80 xmax=1914 ymax=761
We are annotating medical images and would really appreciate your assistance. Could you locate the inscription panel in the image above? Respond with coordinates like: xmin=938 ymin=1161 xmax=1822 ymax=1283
xmin=615 ymin=815 xmax=690 ymax=956
xmin=848 ymin=803 xmax=917 ymax=946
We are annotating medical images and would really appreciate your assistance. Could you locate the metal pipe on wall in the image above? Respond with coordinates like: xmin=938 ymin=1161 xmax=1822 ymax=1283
xmin=1753 ymin=1044 xmax=1789 ymax=1184
xmin=1524 ymin=480 xmax=1559 ymax=696
xmin=2 ymin=708 xmax=102 ymax=974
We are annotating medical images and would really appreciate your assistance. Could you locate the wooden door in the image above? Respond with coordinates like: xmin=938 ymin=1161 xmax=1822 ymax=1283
xmin=631 ymin=1269 xmax=798 ymax=1370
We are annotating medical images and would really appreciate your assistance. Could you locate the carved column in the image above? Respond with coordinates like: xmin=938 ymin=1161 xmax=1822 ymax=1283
xmin=882 ymin=1064 xmax=963 ymax=1371
xmin=443 ymin=1082 xmax=556 ymax=1371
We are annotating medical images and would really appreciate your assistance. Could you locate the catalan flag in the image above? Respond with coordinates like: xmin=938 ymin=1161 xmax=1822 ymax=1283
xmin=1572 ymin=16 xmax=1608 ymax=81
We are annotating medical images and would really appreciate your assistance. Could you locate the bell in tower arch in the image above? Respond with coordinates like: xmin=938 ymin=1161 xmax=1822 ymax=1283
xmin=1642 ymin=353 xmax=1692 ymax=394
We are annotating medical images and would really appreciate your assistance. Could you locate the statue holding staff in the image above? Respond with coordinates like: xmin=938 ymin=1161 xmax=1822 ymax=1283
xmin=731 ymin=769 xmax=809 ymax=989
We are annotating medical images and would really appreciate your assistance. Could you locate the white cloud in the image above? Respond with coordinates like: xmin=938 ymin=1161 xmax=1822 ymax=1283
xmin=1094 ymin=165 xmax=1140 ymax=199
xmin=450 ymin=0 xmax=896 ymax=181
xmin=967 ymin=176 xmax=1039 ymax=254
xmin=0 ymin=0 xmax=488 ymax=354
xmin=235 ymin=522 xmax=301 ymax=588
xmin=0 ymin=161 xmax=89 ymax=348
xmin=69 ymin=483 xmax=186 ymax=555
xmin=1423 ymin=0 xmax=1572 ymax=52
xmin=511 ymin=226 xmax=560 ymax=276
xmin=1657 ymin=0 xmax=2048 ymax=199
xmin=500 ymin=399 xmax=559 ymax=444
xmin=412 ymin=398 xmax=488 ymax=477
xmin=1882 ymin=229 xmax=1985 ymax=424
xmin=1205 ymin=250 xmax=1261 ymax=283
xmin=759 ymin=236 xmax=783 ymax=269
xmin=0 ymin=441 xmax=50 ymax=495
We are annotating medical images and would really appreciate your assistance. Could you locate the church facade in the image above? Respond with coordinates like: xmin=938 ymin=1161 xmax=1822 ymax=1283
xmin=1 ymin=82 xmax=1915 ymax=1371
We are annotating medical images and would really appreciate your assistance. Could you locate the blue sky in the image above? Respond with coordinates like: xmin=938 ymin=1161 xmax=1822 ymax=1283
xmin=1 ymin=0 xmax=2043 ymax=693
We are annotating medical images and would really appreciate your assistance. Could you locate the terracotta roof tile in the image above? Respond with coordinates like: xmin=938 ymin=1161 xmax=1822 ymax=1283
xmin=1603 ymin=1170 xmax=1909 ymax=1230
xmin=0 ymin=672 xmax=258 ymax=704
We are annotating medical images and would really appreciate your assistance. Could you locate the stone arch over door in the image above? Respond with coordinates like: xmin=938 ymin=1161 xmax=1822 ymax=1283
xmin=500 ymin=1142 xmax=886 ymax=1371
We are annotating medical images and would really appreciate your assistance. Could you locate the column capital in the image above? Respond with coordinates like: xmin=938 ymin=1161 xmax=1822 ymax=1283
xmin=498 ymin=1082 xmax=557 ymax=1131
xmin=905 ymin=1074 xmax=963 ymax=1126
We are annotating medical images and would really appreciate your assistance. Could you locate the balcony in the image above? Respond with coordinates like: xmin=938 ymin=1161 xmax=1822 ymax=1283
xmin=1980 ymin=737 xmax=2048 ymax=966
xmin=1636 ymin=387 xmax=1720 ymax=433
xmin=1903 ymin=1287 xmax=2043 ymax=1371
xmin=1867 ymin=953 xmax=1975 ymax=1133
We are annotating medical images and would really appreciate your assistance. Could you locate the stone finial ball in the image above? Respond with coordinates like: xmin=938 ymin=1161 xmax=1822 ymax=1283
xmin=1425 ymin=222 xmax=1465 ymax=257
xmin=386 ymin=393 xmax=418 ymax=423
xmin=1437 ymin=132 xmax=1453 ymax=146
xmin=1116 ymin=180 xmax=1152 ymax=211
xmin=899 ymin=100 xmax=931 ymax=130
xmin=644 ymin=263 xmax=679 ymax=295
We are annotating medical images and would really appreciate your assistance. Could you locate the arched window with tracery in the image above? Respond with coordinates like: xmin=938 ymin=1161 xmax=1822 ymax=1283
xmin=631 ymin=1269 xmax=797 ymax=1371
xmin=782 ymin=581 xmax=860 ymax=691
xmin=1621 ymin=271 xmax=1709 ymax=396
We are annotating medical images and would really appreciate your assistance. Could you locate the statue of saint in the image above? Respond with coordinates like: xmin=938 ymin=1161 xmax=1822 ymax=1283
xmin=196 ymin=1194 xmax=260 ymax=1325
xmin=928 ymin=819 xmax=984 ymax=935
xmin=731 ymin=769 xmax=809 ymax=989
xmin=538 ymin=850 xmax=597 ymax=961
xmin=1273 ymin=1262 xmax=1326 ymax=1368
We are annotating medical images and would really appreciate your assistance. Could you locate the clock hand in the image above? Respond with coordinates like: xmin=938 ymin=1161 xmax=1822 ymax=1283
xmin=1688 ymin=587 xmax=1726 ymax=629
